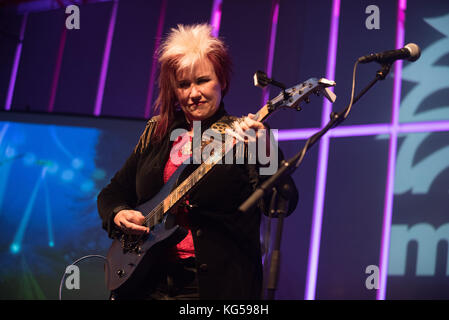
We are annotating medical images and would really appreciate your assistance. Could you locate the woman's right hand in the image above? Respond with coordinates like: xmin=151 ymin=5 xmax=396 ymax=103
xmin=113 ymin=209 xmax=149 ymax=235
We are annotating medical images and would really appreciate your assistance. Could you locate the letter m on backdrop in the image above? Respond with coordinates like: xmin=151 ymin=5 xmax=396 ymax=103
xmin=388 ymin=223 xmax=449 ymax=276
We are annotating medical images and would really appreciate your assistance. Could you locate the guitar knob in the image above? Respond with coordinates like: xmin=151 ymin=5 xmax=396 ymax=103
xmin=117 ymin=269 xmax=126 ymax=278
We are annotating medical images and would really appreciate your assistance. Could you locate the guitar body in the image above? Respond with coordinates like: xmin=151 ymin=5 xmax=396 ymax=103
xmin=105 ymin=163 xmax=189 ymax=295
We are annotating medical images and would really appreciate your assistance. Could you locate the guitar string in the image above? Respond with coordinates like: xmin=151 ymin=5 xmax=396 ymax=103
xmin=142 ymin=134 xmax=237 ymax=227
xmin=140 ymin=109 xmax=273 ymax=228
xmin=140 ymin=93 xmax=303 ymax=227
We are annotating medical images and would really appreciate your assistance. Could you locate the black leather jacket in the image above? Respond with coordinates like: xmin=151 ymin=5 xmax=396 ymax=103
xmin=97 ymin=105 xmax=297 ymax=299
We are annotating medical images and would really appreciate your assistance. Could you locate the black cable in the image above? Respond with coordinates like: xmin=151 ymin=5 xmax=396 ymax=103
xmin=58 ymin=254 xmax=109 ymax=300
xmin=294 ymin=59 xmax=360 ymax=169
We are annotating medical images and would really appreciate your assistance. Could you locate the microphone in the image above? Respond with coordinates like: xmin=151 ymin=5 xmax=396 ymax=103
xmin=358 ymin=43 xmax=421 ymax=64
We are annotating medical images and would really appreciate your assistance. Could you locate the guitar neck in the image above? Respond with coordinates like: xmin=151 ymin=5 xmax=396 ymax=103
xmin=144 ymin=104 xmax=274 ymax=227
xmin=143 ymin=77 xmax=337 ymax=228
xmin=254 ymin=104 xmax=272 ymax=122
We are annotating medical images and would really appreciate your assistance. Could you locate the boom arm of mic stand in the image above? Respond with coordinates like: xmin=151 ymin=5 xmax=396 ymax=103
xmin=238 ymin=62 xmax=392 ymax=214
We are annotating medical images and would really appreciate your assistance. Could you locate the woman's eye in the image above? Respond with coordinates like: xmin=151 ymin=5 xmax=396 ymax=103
xmin=197 ymin=78 xmax=210 ymax=84
xmin=178 ymin=82 xmax=190 ymax=89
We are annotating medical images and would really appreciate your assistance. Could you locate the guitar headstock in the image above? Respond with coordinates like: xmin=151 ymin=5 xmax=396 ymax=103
xmin=272 ymin=78 xmax=336 ymax=109
xmin=256 ymin=78 xmax=336 ymax=122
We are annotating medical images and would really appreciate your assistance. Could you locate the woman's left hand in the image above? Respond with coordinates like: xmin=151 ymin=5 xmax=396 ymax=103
xmin=226 ymin=113 xmax=266 ymax=143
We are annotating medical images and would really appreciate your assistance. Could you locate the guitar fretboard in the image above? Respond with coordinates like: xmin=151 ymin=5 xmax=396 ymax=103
xmin=143 ymin=105 xmax=271 ymax=228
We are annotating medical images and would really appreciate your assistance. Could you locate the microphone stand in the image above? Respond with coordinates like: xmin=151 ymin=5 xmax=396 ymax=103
xmin=264 ymin=184 xmax=291 ymax=300
xmin=240 ymin=62 xmax=392 ymax=215
xmin=241 ymin=63 xmax=392 ymax=299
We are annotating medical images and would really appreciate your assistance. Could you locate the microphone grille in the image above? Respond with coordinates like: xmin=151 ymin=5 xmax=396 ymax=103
xmin=404 ymin=43 xmax=421 ymax=62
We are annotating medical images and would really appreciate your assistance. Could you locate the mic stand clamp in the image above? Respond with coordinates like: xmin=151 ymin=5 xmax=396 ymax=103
xmin=376 ymin=63 xmax=391 ymax=80
xmin=263 ymin=183 xmax=291 ymax=300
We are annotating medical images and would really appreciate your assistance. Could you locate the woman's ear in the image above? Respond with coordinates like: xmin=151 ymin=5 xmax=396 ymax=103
xmin=221 ymin=81 xmax=227 ymax=95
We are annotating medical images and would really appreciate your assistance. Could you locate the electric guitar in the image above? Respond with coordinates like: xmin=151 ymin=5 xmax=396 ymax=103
xmin=105 ymin=77 xmax=336 ymax=295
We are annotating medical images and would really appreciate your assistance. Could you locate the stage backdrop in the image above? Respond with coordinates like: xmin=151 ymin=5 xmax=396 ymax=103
xmin=0 ymin=0 xmax=448 ymax=299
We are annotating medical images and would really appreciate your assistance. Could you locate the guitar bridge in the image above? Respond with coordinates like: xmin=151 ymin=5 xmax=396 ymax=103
xmin=120 ymin=234 xmax=144 ymax=254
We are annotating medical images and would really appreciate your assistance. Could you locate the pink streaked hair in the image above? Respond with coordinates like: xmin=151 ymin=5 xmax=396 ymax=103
xmin=152 ymin=23 xmax=232 ymax=142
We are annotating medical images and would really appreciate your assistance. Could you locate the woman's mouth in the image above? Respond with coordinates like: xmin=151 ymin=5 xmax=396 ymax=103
xmin=190 ymin=101 xmax=206 ymax=107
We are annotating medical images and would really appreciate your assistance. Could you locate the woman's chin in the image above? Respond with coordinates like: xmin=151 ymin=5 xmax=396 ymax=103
xmin=188 ymin=111 xmax=211 ymax=121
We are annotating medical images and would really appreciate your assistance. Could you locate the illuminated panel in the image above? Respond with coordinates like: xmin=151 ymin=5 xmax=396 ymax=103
xmin=144 ymin=0 xmax=167 ymax=119
xmin=304 ymin=0 xmax=340 ymax=301
xmin=262 ymin=0 xmax=280 ymax=106
xmin=10 ymin=167 xmax=48 ymax=254
xmin=210 ymin=0 xmax=223 ymax=37
xmin=377 ymin=0 xmax=406 ymax=301
xmin=94 ymin=0 xmax=119 ymax=116
xmin=5 ymin=14 xmax=28 ymax=111
xmin=278 ymin=121 xmax=449 ymax=142
xmin=48 ymin=26 xmax=67 ymax=113
xmin=276 ymin=0 xmax=449 ymax=301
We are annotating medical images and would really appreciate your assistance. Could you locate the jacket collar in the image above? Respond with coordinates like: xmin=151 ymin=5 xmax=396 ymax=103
xmin=169 ymin=102 xmax=228 ymax=134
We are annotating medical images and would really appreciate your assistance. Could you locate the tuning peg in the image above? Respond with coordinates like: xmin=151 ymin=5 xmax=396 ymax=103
xmin=318 ymin=78 xmax=336 ymax=87
xmin=323 ymin=88 xmax=337 ymax=103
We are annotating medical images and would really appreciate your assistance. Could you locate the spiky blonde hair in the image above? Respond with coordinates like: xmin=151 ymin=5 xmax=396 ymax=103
xmin=159 ymin=24 xmax=223 ymax=70
xmin=152 ymin=23 xmax=232 ymax=142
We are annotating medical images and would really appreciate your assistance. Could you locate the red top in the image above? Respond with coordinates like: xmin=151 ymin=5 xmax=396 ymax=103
xmin=163 ymin=132 xmax=195 ymax=259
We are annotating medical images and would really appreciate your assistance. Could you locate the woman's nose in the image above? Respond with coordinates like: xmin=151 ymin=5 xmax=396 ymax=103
xmin=190 ymin=85 xmax=201 ymax=100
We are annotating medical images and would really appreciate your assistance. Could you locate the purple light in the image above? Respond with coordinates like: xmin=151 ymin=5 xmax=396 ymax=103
xmin=144 ymin=0 xmax=167 ymax=119
xmin=330 ymin=124 xmax=391 ymax=137
xmin=5 ymin=13 xmax=28 ymax=111
xmin=399 ymin=120 xmax=449 ymax=133
xmin=277 ymin=121 xmax=449 ymax=142
xmin=48 ymin=25 xmax=67 ymax=112
xmin=94 ymin=0 xmax=119 ymax=116
xmin=262 ymin=0 xmax=280 ymax=106
xmin=377 ymin=0 xmax=407 ymax=300
xmin=277 ymin=128 xmax=318 ymax=141
xmin=210 ymin=0 xmax=223 ymax=37
xmin=278 ymin=124 xmax=391 ymax=141
xmin=305 ymin=0 xmax=340 ymax=301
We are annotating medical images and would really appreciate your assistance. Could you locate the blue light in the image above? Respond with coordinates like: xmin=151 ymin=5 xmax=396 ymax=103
xmin=72 ymin=158 xmax=84 ymax=169
xmin=23 ymin=153 xmax=36 ymax=166
xmin=10 ymin=243 xmax=20 ymax=254
xmin=47 ymin=162 xmax=59 ymax=174
xmin=92 ymin=168 xmax=106 ymax=180
xmin=5 ymin=146 xmax=16 ymax=158
xmin=61 ymin=169 xmax=74 ymax=182
xmin=48 ymin=241 xmax=54 ymax=247
xmin=81 ymin=180 xmax=94 ymax=193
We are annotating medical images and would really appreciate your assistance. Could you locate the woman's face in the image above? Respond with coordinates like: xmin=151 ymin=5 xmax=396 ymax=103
xmin=175 ymin=58 xmax=222 ymax=123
